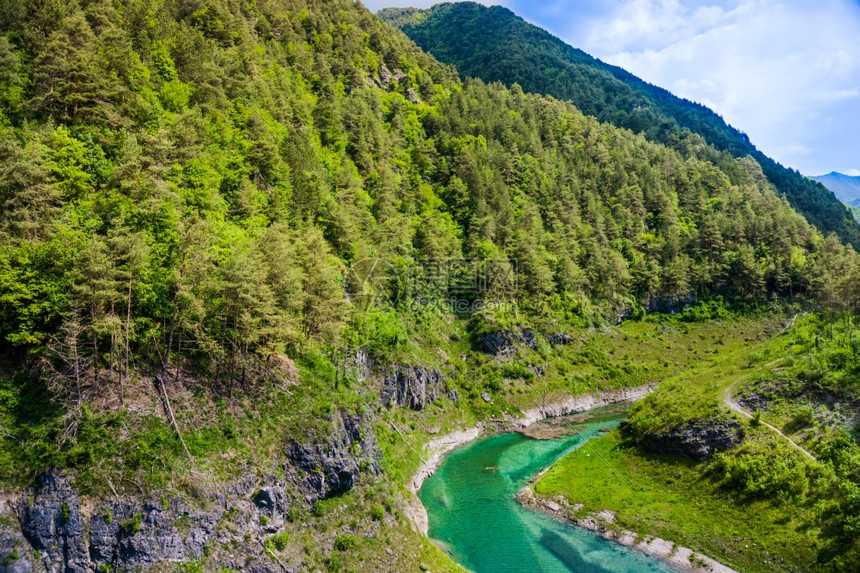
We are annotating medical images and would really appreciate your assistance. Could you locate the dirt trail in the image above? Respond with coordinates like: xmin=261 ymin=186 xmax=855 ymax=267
xmin=723 ymin=359 xmax=817 ymax=462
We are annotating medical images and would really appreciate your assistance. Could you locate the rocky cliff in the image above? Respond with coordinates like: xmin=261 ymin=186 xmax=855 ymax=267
xmin=633 ymin=418 xmax=744 ymax=461
xmin=2 ymin=410 xmax=381 ymax=572
xmin=381 ymin=365 xmax=447 ymax=411
xmin=285 ymin=412 xmax=381 ymax=504
xmin=478 ymin=329 xmax=538 ymax=357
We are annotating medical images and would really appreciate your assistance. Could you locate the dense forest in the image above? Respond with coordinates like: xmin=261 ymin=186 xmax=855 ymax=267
xmin=0 ymin=0 xmax=860 ymax=570
xmin=1 ymin=0 xmax=857 ymax=385
xmin=380 ymin=2 xmax=860 ymax=249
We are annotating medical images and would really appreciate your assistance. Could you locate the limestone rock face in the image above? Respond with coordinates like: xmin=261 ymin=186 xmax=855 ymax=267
xmin=547 ymin=332 xmax=573 ymax=346
xmin=13 ymin=414 xmax=383 ymax=572
xmin=478 ymin=331 xmax=518 ymax=356
xmin=478 ymin=329 xmax=539 ymax=356
xmin=635 ymin=418 xmax=744 ymax=461
xmin=285 ymin=412 xmax=381 ymax=504
xmin=18 ymin=470 xmax=88 ymax=573
xmin=17 ymin=470 xmax=225 ymax=573
xmin=382 ymin=365 xmax=445 ymax=411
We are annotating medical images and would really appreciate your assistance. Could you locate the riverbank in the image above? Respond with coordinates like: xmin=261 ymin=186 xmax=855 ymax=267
xmin=405 ymin=382 xmax=747 ymax=573
xmin=407 ymin=382 xmax=657 ymax=494
xmin=404 ymin=383 xmax=656 ymax=536
xmin=517 ymin=486 xmax=739 ymax=573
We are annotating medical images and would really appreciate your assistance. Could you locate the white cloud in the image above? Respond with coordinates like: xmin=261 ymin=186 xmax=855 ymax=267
xmin=563 ymin=0 xmax=860 ymax=174
xmin=846 ymin=169 xmax=860 ymax=177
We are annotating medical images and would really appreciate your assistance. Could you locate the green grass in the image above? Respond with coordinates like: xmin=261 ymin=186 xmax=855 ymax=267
xmin=534 ymin=313 xmax=860 ymax=573
xmin=535 ymin=431 xmax=825 ymax=573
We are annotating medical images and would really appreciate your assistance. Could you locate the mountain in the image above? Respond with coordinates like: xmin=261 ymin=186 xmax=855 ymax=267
xmin=1 ymin=0 xmax=860 ymax=571
xmin=813 ymin=172 xmax=860 ymax=206
xmin=379 ymin=2 xmax=860 ymax=249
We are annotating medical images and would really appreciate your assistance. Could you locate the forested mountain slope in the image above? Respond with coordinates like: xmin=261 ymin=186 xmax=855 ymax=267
xmin=380 ymin=2 xmax=860 ymax=249
xmin=0 ymin=0 xmax=859 ymax=570
xmin=1 ymin=0 xmax=851 ymax=369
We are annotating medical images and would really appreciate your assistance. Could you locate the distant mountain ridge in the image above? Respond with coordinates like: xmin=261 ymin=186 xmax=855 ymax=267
xmin=812 ymin=172 xmax=860 ymax=206
xmin=380 ymin=2 xmax=860 ymax=248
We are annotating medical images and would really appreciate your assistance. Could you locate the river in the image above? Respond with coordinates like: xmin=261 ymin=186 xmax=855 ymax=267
xmin=418 ymin=407 xmax=681 ymax=572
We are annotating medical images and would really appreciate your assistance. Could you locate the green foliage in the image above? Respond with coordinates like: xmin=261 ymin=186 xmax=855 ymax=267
xmin=537 ymin=431 xmax=827 ymax=573
xmin=370 ymin=503 xmax=385 ymax=521
xmin=382 ymin=2 xmax=860 ymax=248
xmin=678 ymin=298 xmax=732 ymax=322
xmin=750 ymin=410 xmax=762 ymax=428
xmin=266 ymin=531 xmax=290 ymax=552
xmin=0 ymin=10 xmax=858 ymax=573
xmin=711 ymin=442 xmax=814 ymax=500
xmin=334 ymin=534 xmax=358 ymax=551
xmin=121 ymin=513 xmax=142 ymax=535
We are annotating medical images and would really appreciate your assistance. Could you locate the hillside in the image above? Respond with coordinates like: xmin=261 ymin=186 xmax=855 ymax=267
xmin=0 ymin=0 xmax=859 ymax=571
xmin=380 ymin=2 xmax=860 ymax=249
xmin=535 ymin=313 xmax=860 ymax=572
xmin=813 ymin=172 xmax=860 ymax=206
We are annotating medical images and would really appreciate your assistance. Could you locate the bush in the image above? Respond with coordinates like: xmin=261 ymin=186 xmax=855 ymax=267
xmin=750 ymin=410 xmax=762 ymax=428
xmin=121 ymin=514 xmax=143 ymax=535
xmin=268 ymin=532 xmax=290 ymax=551
xmin=334 ymin=534 xmax=358 ymax=551
xmin=679 ymin=298 xmax=731 ymax=322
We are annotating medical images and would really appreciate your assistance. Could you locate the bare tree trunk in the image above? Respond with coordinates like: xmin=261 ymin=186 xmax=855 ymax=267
xmin=165 ymin=296 xmax=179 ymax=372
xmin=124 ymin=276 xmax=132 ymax=402
xmin=229 ymin=327 xmax=237 ymax=400
xmin=92 ymin=318 xmax=99 ymax=391
xmin=175 ymin=332 xmax=182 ymax=385
xmin=155 ymin=374 xmax=194 ymax=465
xmin=109 ymin=331 xmax=115 ymax=394
xmin=72 ymin=324 xmax=83 ymax=418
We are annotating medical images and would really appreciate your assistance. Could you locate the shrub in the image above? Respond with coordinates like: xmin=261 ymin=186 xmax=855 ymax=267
xmin=334 ymin=534 xmax=358 ymax=551
xmin=121 ymin=514 xmax=143 ymax=535
xmin=267 ymin=532 xmax=290 ymax=551
xmin=750 ymin=410 xmax=762 ymax=428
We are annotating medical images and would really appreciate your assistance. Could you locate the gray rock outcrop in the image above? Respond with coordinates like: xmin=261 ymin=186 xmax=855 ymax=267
xmin=17 ymin=470 xmax=226 ymax=573
xmin=382 ymin=365 xmax=445 ymax=411
xmin=634 ymin=418 xmax=744 ymax=461
xmin=18 ymin=470 xmax=89 ymax=572
xmin=12 ymin=411 xmax=383 ymax=571
xmin=285 ymin=412 xmax=381 ymax=504
xmin=478 ymin=329 xmax=539 ymax=357
xmin=547 ymin=332 xmax=573 ymax=345
xmin=478 ymin=330 xmax=519 ymax=356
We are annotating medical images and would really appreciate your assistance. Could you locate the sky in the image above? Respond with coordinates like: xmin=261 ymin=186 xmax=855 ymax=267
xmin=363 ymin=0 xmax=860 ymax=177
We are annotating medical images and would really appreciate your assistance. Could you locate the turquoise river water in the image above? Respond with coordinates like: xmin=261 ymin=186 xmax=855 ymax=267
xmin=418 ymin=408 xmax=680 ymax=573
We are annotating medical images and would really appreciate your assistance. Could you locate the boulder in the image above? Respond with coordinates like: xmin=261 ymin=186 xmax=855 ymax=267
xmin=547 ymin=332 xmax=573 ymax=345
xmin=478 ymin=331 xmax=518 ymax=357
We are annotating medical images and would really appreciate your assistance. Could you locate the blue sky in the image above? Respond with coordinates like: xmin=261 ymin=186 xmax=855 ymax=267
xmin=363 ymin=0 xmax=860 ymax=176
